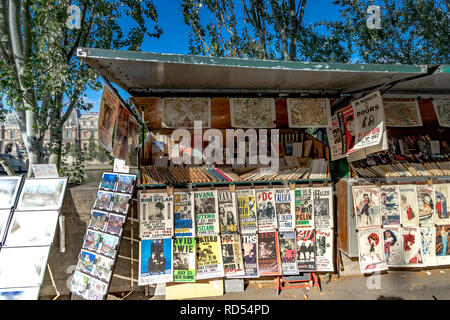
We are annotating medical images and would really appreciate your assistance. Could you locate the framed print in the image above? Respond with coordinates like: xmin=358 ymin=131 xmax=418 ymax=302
xmin=115 ymin=174 xmax=136 ymax=194
xmin=94 ymin=191 xmax=114 ymax=211
xmin=0 ymin=176 xmax=23 ymax=209
xmin=16 ymin=178 xmax=67 ymax=211
xmin=99 ymin=172 xmax=118 ymax=191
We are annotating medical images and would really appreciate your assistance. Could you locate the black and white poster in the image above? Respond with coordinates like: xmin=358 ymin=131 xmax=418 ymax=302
xmin=139 ymin=191 xmax=173 ymax=239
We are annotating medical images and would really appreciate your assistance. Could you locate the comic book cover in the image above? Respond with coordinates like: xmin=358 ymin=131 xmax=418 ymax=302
xmin=274 ymin=188 xmax=295 ymax=231
xmin=421 ymin=225 xmax=437 ymax=267
xmin=139 ymin=238 xmax=173 ymax=285
xmin=436 ymin=225 xmax=450 ymax=266
xmin=99 ymin=172 xmax=118 ymax=191
xmin=110 ymin=192 xmax=131 ymax=214
xmin=173 ymin=237 xmax=196 ymax=282
xmin=105 ymin=213 xmax=126 ymax=236
xmin=315 ymin=228 xmax=334 ymax=272
xmin=383 ymin=226 xmax=403 ymax=267
xmin=313 ymin=187 xmax=334 ymax=229
xmin=399 ymin=185 xmax=420 ymax=226
xmin=296 ymin=228 xmax=316 ymax=271
xmin=256 ymin=189 xmax=277 ymax=232
xmin=196 ymin=235 xmax=225 ymax=280
xmin=258 ymin=231 xmax=281 ymax=276
xmin=93 ymin=255 xmax=114 ymax=282
xmin=218 ymin=190 xmax=239 ymax=234
xmin=221 ymin=234 xmax=245 ymax=277
xmin=88 ymin=210 xmax=108 ymax=232
xmin=236 ymin=189 xmax=258 ymax=234
xmin=380 ymin=186 xmax=401 ymax=226
xmin=194 ymin=190 xmax=220 ymax=236
xmin=294 ymin=188 xmax=314 ymax=229
xmin=279 ymin=231 xmax=298 ymax=275
xmin=174 ymin=192 xmax=195 ymax=237
xmin=70 ymin=271 xmax=91 ymax=299
xmin=417 ymin=186 xmax=435 ymax=225
xmin=239 ymin=234 xmax=259 ymax=278
xmin=402 ymin=226 xmax=424 ymax=267
xmin=352 ymin=186 xmax=381 ymax=229
xmin=86 ymin=278 xmax=108 ymax=300
xmin=100 ymin=233 xmax=119 ymax=258
xmin=357 ymin=228 xmax=388 ymax=273
xmin=77 ymin=250 xmax=97 ymax=274
xmin=435 ymin=184 xmax=450 ymax=225
xmin=94 ymin=191 xmax=113 ymax=211
xmin=139 ymin=191 xmax=173 ymax=239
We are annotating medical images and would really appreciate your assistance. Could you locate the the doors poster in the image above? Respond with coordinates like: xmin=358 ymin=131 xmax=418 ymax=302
xmin=230 ymin=97 xmax=276 ymax=128
xmin=417 ymin=186 xmax=435 ymax=225
xmin=221 ymin=234 xmax=245 ymax=277
xmin=287 ymin=98 xmax=332 ymax=128
xmin=313 ymin=187 xmax=334 ymax=229
xmin=435 ymin=184 xmax=450 ymax=225
xmin=402 ymin=226 xmax=424 ymax=267
xmin=421 ymin=225 xmax=437 ymax=267
xmin=380 ymin=185 xmax=401 ymax=225
xmin=383 ymin=226 xmax=403 ymax=267
xmin=274 ymin=188 xmax=295 ymax=231
xmin=173 ymin=237 xmax=196 ymax=282
xmin=236 ymin=189 xmax=258 ymax=234
xmin=315 ymin=228 xmax=334 ymax=272
xmin=256 ymin=190 xmax=277 ymax=232
xmin=113 ymin=103 xmax=130 ymax=160
xmin=436 ymin=225 xmax=450 ymax=265
xmin=162 ymin=97 xmax=211 ymax=128
xmin=98 ymin=85 xmax=119 ymax=153
xmin=138 ymin=238 xmax=173 ymax=285
xmin=173 ymin=192 xmax=195 ymax=237
xmin=194 ymin=190 xmax=220 ymax=236
xmin=399 ymin=185 xmax=419 ymax=226
xmin=218 ymin=190 xmax=239 ymax=234
xmin=357 ymin=228 xmax=388 ymax=273
xmin=239 ymin=234 xmax=259 ymax=278
xmin=383 ymin=99 xmax=423 ymax=127
xmin=196 ymin=235 xmax=225 ymax=280
xmin=294 ymin=188 xmax=314 ymax=229
xmin=352 ymin=186 xmax=381 ymax=229
xmin=139 ymin=192 xmax=173 ymax=239
xmin=432 ymin=100 xmax=450 ymax=128
xmin=257 ymin=231 xmax=281 ymax=276
xmin=279 ymin=231 xmax=298 ymax=275
xmin=296 ymin=228 xmax=316 ymax=272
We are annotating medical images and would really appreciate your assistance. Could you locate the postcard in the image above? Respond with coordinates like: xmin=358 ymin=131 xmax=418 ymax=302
xmin=99 ymin=172 xmax=118 ymax=191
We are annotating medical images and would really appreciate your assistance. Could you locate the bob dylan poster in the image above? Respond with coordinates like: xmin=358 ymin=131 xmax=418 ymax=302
xmin=279 ymin=231 xmax=298 ymax=275
xmin=402 ymin=226 xmax=424 ymax=267
xmin=236 ymin=189 xmax=258 ymax=234
xmin=352 ymin=186 xmax=381 ymax=229
xmin=417 ymin=186 xmax=435 ymax=225
xmin=98 ymin=85 xmax=119 ymax=153
xmin=218 ymin=190 xmax=239 ymax=234
xmin=383 ymin=226 xmax=403 ymax=267
xmin=256 ymin=190 xmax=277 ymax=232
xmin=357 ymin=228 xmax=388 ymax=273
xmin=113 ymin=103 xmax=129 ymax=160
xmin=287 ymin=98 xmax=332 ymax=128
xmin=294 ymin=188 xmax=314 ymax=229
xmin=380 ymin=185 xmax=401 ymax=226
xmin=296 ymin=228 xmax=316 ymax=272
xmin=258 ymin=231 xmax=281 ymax=276
xmin=421 ymin=225 xmax=437 ymax=267
xmin=139 ymin=192 xmax=173 ymax=239
xmin=313 ymin=187 xmax=334 ymax=229
xmin=275 ymin=188 xmax=295 ymax=231
xmin=238 ymin=234 xmax=259 ymax=278
xmin=221 ymin=234 xmax=245 ymax=277
xmin=174 ymin=192 xmax=195 ymax=237
xmin=315 ymin=228 xmax=334 ymax=272
xmin=173 ymin=237 xmax=196 ymax=282
xmin=194 ymin=190 xmax=219 ymax=236
xmin=399 ymin=185 xmax=420 ymax=227
xmin=17 ymin=178 xmax=67 ymax=211
xmin=196 ymin=235 xmax=224 ymax=280
xmin=230 ymin=97 xmax=276 ymax=128
xmin=0 ymin=176 xmax=22 ymax=209
xmin=435 ymin=184 xmax=450 ymax=225
xmin=436 ymin=225 xmax=450 ymax=265
xmin=139 ymin=238 xmax=173 ymax=285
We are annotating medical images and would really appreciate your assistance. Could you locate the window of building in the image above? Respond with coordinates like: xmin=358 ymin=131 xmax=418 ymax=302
xmin=83 ymin=121 xmax=87 ymax=126
xmin=67 ymin=131 xmax=71 ymax=139
xmin=91 ymin=130 xmax=95 ymax=137
xmin=91 ymin=121 xmax=94 ymax=126
xmin=10 ymin=130 xmax=14 ymax=139
xmin=83 ymin=143 xmax=87 ymax=151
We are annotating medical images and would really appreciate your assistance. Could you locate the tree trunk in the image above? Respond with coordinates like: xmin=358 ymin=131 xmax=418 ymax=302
xmin=49 ymin=123 xmax=63 ymax=170
xmin=0 ymin=155 xmax=15 ymax=176
xmin=24 ymin=109 xmax=42 ymax=177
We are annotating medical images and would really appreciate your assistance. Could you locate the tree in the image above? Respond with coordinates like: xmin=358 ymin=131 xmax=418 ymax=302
xmin=87 ymin=135 xmax=97 ymax=159
xmin=0 ymin=0 xmax=162 ymax=176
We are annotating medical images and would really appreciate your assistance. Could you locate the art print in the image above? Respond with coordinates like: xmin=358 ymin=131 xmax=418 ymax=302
xmin=399 ymin=185 xmax=420 ymax=226
xmin=432 ymin=100 xmax=450 ymax=128
xmin=93 ymin=255 xmax=114 ymax=282
xmin=380 ymin=185 xmax=401 ymax=225
xmin=196 ymin=235 xmax=225 ymax=280
xmin=174 ymin=192 xmax=195 ymax=237
xmin=106 ymin=213 xmax=126 ymax=236
xmin=436 ymin=225 xmax=450 ymax=265
xmin=313 ymin=187 xmax=334 ymax=229
xmin=83 ymin=230 xmax=103 ymax=252
xmin=0 ymin=176 xmax=22 ymax=209
xmin=115 ymin=174 xmax=136 ymax=194
xmin=94 ymin=191 xmax=114 ymax=211
xmin=99 ymin=172 xmax=118 ymax=191
xmin=100 ymin=233 xmax=119 ymax=258
xmin=279 ymin=231 xmax=298 ymax=275
xmin=173 ymin=237 xmax=196 ymax=282
xmin=435 ymin=184 xmax=450 ymax=225
xmin=294 ymin=188 xmax=314 ymax=229
xmin=402 ymin=226 xmax=424 ymax=267
xmin=86 ymin=278 xmax=108 ymax=300
xmin=194 ymin=190 xmax=220 ymax=236
xmin=357 ymin=228 xmax=388 ymax=273
xmin=230 ymin=97 xmax=276 ymax=128
xmin=287 ymin=98 xmax=332 ymax=128
xmin=0 ymin=210 xmax=11 ymax=243
xmin=88 ymin=210 xmax=109 ymax=231
xmin=77 ymin=250 xmax=97 ymax=274
xmin=256 ymin=189 xmax=277 ymax=232
xmin=296 ymin=228 xmax=316 ymax=271
xmin=221 ymin=234 xmax=245 ymax=277
xmin=383 ymin=226 xmax=403 ymax=267
xmin=16 ymin=178 xmax=67 ymax=211
xmin=70 ymin=271 xmax=91 ymax=299
xmin=110 ymin=192 xmax=131 ymax=214
xmin=352 ymin=186 xmax=381 ymax=229
xmin=163 ymin=97 xmax=211 ymax=128
xmin=274 ymin=188 xmax=295 ymax=231
xmin=139 ymin=191 xmax=173 ymax=239
xmin=218 ymin=190 xmax=239 ymax=234
xmin=383 ymin=99 xmax=423 ymax=127
xmin=421 ymin=225 xmax=437 ymax=267
xmin=236 ymin=189 xmax=258 ymax=234
xmin=417 ymin=186 xmax=435 ymax=224
xmin=315 ymin=228 xmax=334 ymax=272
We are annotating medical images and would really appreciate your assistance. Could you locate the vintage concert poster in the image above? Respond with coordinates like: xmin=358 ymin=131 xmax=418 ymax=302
xmin=294 ymin=188 xmax=315 ymax=229
xmin=139 ymin=238 xmax=173 ymax=285
xmin=194 ymin=190 xmax=220 ymax=236
xmin=173 ymin=192 xmax=195 ymax=237
xmin=274 ymin=188 xmax=295 ymax=231
xmin=352 ymin=185 xmax=382 ymax=229
xmin=236 ymin=189 xmax=258 ymax=234
xmin=218 ymin=190 xmax=239 ymax=234
xmin=315 ymin=228 xmax=334 ymax=272
xmin=257 ymin=231 xmax=281 ymax=276
xmin=279 ymin=231 xmax=298 ymax=275
xmin=139 ymin=191 xmax=173 ymax=239
xmin=256 ymin=189 xmax=277 ymax=233
xmin=296 ymin=228 xmax=316 ymax=272
xmin=313 ymin=186 xmax=334 ymax=229
xmin=196 ymin=235 xmax=225 ymax=280
xmin=173 ymin=237 xmax=196 ymax=282
xmin=221 ymin=234 xmax=245 ymax=277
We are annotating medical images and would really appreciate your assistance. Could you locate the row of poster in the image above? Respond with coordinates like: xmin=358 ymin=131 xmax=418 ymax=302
xmin=138 ymin=187 xmax=334 ymax=239
xmin=138 ymin=228 xmax=334 ymax=285
xmin=352 ymin=183 xmax=450 ymax=229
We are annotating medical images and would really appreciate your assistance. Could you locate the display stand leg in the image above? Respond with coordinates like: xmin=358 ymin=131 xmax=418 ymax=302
xmin=276 ymin=276 xmax=281 ymax=296
xmin=312 ymin=272 xmax=322 ymax=292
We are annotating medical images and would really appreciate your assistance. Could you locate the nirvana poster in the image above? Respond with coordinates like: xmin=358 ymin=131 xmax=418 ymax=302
xmin=194 ymin=190 xmax=220 ymax=236
xmin=258 ymin=232 xmax=281 ymax=276
xmin=173 ymin=237 xmax=196 ymax=282
xmin=315 ymin=228 xmax=334 ymax=272
xmin=436 ymin=225 xmax=450 ymax=266
xmin=296 ymin=228 xmax=316 ymax=271
xmin=218 ymin=190 xmax=239 ymax=234
xmin=313 ymin=187 xmax=334 ymax=229
xmin=399 ymin=185 xmax=419 ymax=227
xmin=236 ymin=189 xmax=258 ymax=234
xmin=239 ymin=234 xmax=259 ymax=278
xmin=274 ymin=188 xmax=295 ymax=231
xmin=139 ymin=238 xmax=173 ymax=285
xmin=221 ymin=234 xmax=245 ymax=277
xmin=435 ymin=184 xmax=450 ymax=225
xmin=256 ymin=189 xmax=277 ymax=232
xmin=279 ymin=231 xmax=298 ymax=275
xmin=417 ymin=186 xmax=435 ymax=225
xmin=383 ymin=226 xmax=403 ymax=267
xmin=357 ymin=228 xmax=388 ymax=273
xmin=421 ymin=226 xmax=437 ymax=267
xmin=352 ymin=185 xmax=381 ymax=229
xmin=196 ymin=235 xmax=225 ymax=280
xmin=173 ymin=192 xmax=195 ymax=237
xmin=294 ymin=188 xmax=314 ymax=229
xmin=402 ymin=226 xmax=424 ymax=267
xmin=139 ymin=192 xmax=173 ymax=239
xmin=380 ymin=185 xmax=401 ymax=226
